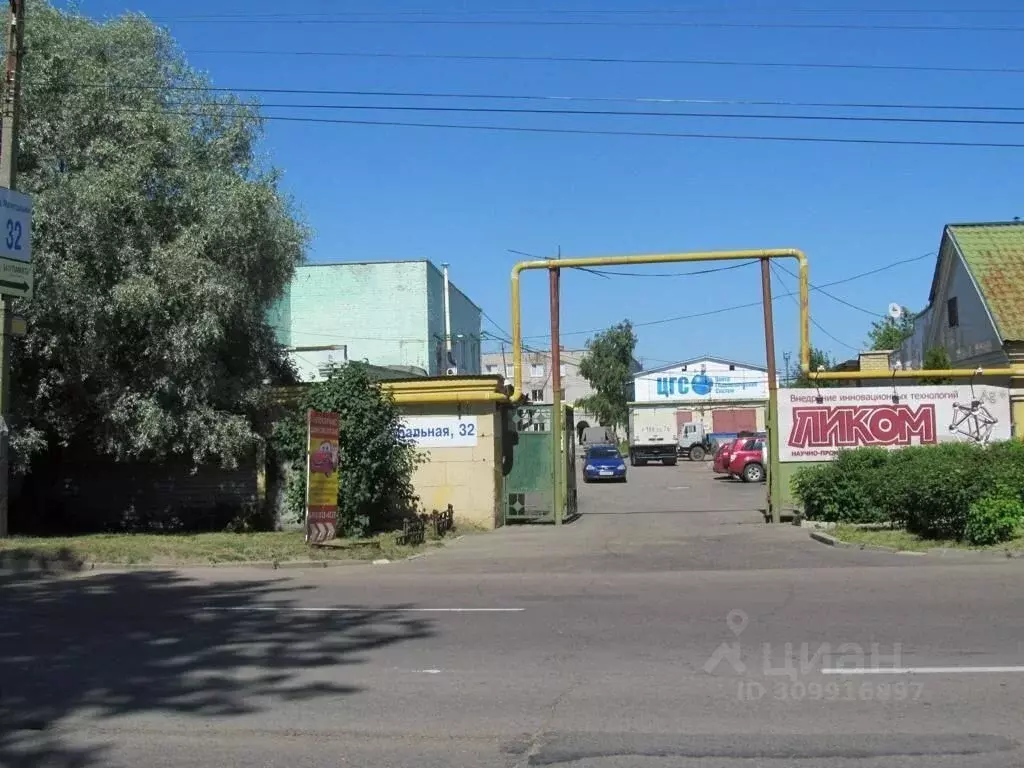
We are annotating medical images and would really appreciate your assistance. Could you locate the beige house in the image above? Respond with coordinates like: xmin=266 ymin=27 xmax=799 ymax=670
xmin=480 ymin=348 xmax=640 ymax=437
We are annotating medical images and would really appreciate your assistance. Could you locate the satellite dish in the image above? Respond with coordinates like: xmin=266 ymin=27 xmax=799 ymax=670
xmin=887 ymin=303 xmax=903 ymax=320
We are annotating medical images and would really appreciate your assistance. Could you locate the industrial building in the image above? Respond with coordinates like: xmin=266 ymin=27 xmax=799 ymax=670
xmin=269 ymin=260 xmax=482 ymax=381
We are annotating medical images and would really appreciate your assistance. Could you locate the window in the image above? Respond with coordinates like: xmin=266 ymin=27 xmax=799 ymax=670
xmin=505 ymin=366 xmax=514 ymax=379
xmin=530 ymin=389 xmax=545 ymax=402
xmin=947 ymin=297 xmax=959 ymax=328
xmin=560 ymin=364 xmax=567 ymax=377
xmin=559 ymin=388 xmax=566 ymax=401
xmin=530 ymin=363 xmax=545 ymax=377
xmin=729 ymin=364 xmax=736 ymax=371
xmin=485 ymin=364 xmax=497 ymax=374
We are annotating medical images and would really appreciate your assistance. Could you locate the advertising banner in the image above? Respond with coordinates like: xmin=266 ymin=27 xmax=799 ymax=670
xmin=633 ymin=363 xmax=768 ymax=403
xmin=305 ymin=410 xmax=339 ymax=543
xmin=778 ymin=385 xmax=1011 ymax=462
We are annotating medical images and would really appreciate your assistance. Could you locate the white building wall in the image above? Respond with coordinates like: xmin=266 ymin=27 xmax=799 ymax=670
xmin=633 ymin=358 xmax=769 ymax=404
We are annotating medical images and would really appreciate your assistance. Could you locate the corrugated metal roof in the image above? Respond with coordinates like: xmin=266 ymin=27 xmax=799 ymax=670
xmin=948 ymin=222 xmax=1024 ymax=342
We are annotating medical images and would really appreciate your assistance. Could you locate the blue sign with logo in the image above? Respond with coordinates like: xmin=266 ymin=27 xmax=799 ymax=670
xmin=654 ymin=373 xmax=764 ymax=399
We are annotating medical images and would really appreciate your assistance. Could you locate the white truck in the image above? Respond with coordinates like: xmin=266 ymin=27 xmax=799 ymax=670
xmin=678 ymin=421 xmax=710 ymax=461
xmin=628 ymin=406 xmax=678 ymax=466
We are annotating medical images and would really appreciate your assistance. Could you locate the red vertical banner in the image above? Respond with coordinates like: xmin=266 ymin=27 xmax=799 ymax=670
xmin=305 ymin=410 xmax=339 ymax=544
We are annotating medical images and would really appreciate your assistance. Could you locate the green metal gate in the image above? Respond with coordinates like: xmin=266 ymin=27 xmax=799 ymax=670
xmin=503 ymin=404 xmax=577 ymax=524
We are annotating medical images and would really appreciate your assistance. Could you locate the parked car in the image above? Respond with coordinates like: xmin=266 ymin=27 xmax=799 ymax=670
xmin=582 ymin=445 xmax=628 ymax=483
xmin=713 ymin=432 xmax=764 ymax=476
xmin=712 ymin=440 xmax=735 ymax=474
xmin=727 ymin=437 xmax=767 ymax=483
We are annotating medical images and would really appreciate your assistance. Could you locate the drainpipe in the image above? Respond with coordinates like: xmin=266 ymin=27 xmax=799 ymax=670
xmin=442 ymin=262 xmax=454 ymax=368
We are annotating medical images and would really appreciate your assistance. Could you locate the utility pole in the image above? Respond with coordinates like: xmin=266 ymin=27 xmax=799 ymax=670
xmin=549 ymin=264 xmax=562 ymax=526
xmin=760 ymin=258 xmax=781 ymax=524
xmin=0 ymin=0 xmax=26 ymax=537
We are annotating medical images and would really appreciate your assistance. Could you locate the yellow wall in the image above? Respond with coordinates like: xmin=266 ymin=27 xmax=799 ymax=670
xmin=397 ymin=402 xmax=503 ymax=529
xmin=1013 ymin=399 xmax=1024 ymax=440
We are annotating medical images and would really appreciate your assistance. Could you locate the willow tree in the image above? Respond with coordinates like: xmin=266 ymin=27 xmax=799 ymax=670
xmin=8 ymin=1 xmax=307 ymax=469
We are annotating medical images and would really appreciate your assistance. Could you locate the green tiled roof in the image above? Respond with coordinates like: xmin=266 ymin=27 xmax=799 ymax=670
xmin=948 ymin=222 xmax=1024 ymax=342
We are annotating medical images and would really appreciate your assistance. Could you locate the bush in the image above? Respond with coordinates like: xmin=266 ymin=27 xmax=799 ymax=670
xmin=270 ymin=363 xmax=421 ymax=538
xmin=790 ymin=448 xmax=890 ymax=523
xmin=791 ymin=440 xmax=1024 ymax=540
xmin=964 ymin=495 xmax=1024 ymax=546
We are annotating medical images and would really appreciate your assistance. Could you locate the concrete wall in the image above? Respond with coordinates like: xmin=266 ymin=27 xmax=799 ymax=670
xmin=398 ymin=402 xmax=502 ymax=529
xmin=21 ymin=459 xmax=258 ymax=534
xmin=272 ymin=262 xmax=432 ymax=372
xmin=426 ymin=264 xmax=482 ymax=375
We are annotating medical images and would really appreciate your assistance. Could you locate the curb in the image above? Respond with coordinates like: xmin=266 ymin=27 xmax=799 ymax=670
xmin=1 ymin=556 xmax=382 ymax=577
xmin=808 ymin=531 xmax=1024 ymax=559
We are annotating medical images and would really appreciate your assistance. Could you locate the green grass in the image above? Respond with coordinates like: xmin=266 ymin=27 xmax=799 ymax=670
xmin=832 ymin=525 xmax=1024 ymax=552
xmin=0 ymin=530 xmax=445 ymax=566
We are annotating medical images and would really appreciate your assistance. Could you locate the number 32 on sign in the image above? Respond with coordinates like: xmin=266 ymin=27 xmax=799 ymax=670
xmin=0 ymin=188 xmax=32 ymax=299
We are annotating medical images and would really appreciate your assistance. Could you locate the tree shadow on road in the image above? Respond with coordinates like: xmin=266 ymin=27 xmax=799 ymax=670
xmin=0 ymin=569 xmax=432 ymax=767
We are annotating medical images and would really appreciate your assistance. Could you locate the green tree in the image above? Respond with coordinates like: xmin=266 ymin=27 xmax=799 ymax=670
xmin=272 ymin=364 xmax=421 ymax=537
xmin=576 ymin=321 xmax=638 ymax=431
xmin=787 ymin=347 xmax=842 ymax=388
xmin=866 ymin=308 xmax=915 ymax=351
xmin=9 ymin=1 xmax=308 ymax=469
xmin=923 ymin=346 xmax=953 ymax=384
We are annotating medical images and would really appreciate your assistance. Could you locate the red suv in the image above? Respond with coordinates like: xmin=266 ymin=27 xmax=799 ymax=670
xmin=728 ymin=436 xmax=766 ymax=483
xmin=712 ymin=440 xmax=736 ymax=474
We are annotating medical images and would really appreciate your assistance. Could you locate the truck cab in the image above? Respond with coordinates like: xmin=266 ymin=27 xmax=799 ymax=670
xmin=677 ymin=422 xmax=710 ymax=462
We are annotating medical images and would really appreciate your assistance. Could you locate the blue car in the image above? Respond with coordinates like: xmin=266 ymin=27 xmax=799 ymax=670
xmin=582 ymin=445 xmax=628 ymax=483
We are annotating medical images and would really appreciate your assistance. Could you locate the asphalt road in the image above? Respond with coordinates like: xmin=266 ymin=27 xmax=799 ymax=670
xmin=5 ymin=461 xmax=1024 ymax=767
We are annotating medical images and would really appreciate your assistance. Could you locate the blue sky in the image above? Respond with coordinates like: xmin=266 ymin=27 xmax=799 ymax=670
xmin=60 ymin=1 xmax=1024 ymax=370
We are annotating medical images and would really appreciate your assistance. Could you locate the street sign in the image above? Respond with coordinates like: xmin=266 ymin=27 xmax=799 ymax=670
xmin=0 ymin=188 xmax=31 ymax=299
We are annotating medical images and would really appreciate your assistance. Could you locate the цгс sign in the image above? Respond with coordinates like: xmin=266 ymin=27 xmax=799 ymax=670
xmin=778 ymin=385 xmax=1011 ymax=462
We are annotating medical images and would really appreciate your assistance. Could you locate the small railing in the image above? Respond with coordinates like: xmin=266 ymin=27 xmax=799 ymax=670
xmin=397 ymin=504 xmax=456 ymax=545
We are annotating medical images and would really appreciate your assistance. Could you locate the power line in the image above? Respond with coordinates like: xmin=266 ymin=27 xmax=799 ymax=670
xmin=138 ymin=100 xmax=1024 ymax=128
xmin=770 ymin=262 xmax=861 ymax=352
xmin=187 ymin=49 xmax=1024 ymax=77
xmin=481 ymin=310 xmax=513 ymax=342
xmin=128 ymin=108 xmax=1024 ymax=149
xmin=153 ymin=9 xmax=1024 ymax=21
xmin=153 ymin=15 xmax=1024 ymax=32
xmin=575 ymin=261 xmax=759 ymax=278
xmin=773 ymin=262 xmax=881 ymax=317
xmin=506 ymin=247 xmax=759 ymax=279
xmin=64 ymin=83 xmax=1024 ymax=114
xmin=523 ymin=251 xmax=935 ymax=341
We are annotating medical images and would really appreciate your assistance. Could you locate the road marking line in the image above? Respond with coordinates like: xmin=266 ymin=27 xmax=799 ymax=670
xmin=205 ymin=606 xmax=525 ymax=614
xmin=823 ymin=666 xmax=1024 ymax=675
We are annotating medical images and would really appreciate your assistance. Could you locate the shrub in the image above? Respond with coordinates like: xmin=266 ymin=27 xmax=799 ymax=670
xmin=270 ymin=363 xmax=421 ymax=538
xmin=790 ymin=448 xmax=890 ymax=523
xmin=791 ymin=440 xmax=1024 ymax=540
xmin=964 ymin=495 xmax=1024 ymax=546
xmin=897 ymin=443 xmax=993 ymax=539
